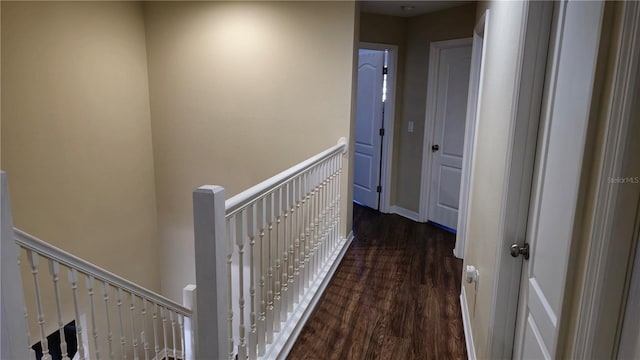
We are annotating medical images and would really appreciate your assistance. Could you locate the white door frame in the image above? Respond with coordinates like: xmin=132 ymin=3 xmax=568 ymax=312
xmin=454 ymin=11 xmax=490 ymax=259
xmin=419 ymin=37 xmax=473 ymax=224
xmin=358 ymin=42 xmax=397 ymax=213
xmin=569 ymin=1 xmax=640 ymax=358
xmin=484 ymin=1 xmax=555 ymax=358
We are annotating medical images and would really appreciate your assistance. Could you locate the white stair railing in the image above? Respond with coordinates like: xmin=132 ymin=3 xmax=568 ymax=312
xmin=193 ymin=138 xmax=351 ymax=360
xmin=1 ymin=171 xmax=197 ymax=360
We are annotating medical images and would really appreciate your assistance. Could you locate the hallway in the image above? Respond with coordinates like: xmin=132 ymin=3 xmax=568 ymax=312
xmin=288 ymin=205 xmax=466 ymax=359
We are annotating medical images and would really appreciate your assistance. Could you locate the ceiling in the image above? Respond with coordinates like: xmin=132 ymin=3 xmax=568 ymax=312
xmin=359 ymin=1 xmax=473 ymax=18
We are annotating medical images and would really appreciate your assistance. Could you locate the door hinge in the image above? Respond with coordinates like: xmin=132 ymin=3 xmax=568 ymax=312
xmin=379 ymin=128 xmax=385 ymax=136
xmin=382 ymin=67 xmax=388 ymax=75
xmin=376 ymin=185 xmax=382 ymax=193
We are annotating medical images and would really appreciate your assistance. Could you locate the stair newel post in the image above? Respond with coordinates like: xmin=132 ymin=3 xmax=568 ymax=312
xmin=193 ymin=186 xmax=230 ymax=360
xmin=0 ymin=172 xmax=30 ymax=360
xmin=182 ymin=284 xmax=197 ymax=360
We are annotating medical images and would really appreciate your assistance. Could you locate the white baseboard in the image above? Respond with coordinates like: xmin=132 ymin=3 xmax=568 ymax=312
xmin=460 ymin=286 xmax=476 ymax=360
xmin=389 ymin=205 xmax=420 ymax=222
xmin=269 ymin=231 xmax=354 ymax=359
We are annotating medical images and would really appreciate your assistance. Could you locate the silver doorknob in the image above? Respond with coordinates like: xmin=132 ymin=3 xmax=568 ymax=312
xmin=510 ymin=243 xmax=530 ymax=260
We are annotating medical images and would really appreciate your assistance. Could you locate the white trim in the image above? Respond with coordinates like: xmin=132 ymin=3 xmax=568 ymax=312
xmin=418 ymin=37 xmax=473 ymax=224
xmin=359 ymin=42 xmax=398 ymax=213
xmin=1 ymin=172 xmax=33 ymax=360
xmin=389 ymin=205 xmax=420 ymax=222
xmin=455 ymin=11 xmax=490 ymax=259
xmin=571 ymin=1 xmax=640 ymax=358
xmin=487 ymin=2 xmax=554 ymax=358
xmin=460 ymin=286 xmax=476 ymax=360
xmin=274 ymin=232 xmax=354 ymax=359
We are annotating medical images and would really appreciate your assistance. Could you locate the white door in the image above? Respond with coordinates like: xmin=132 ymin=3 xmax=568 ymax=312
xmin=513 ymin=1 xmax=605 ymax=358
xmin=353 ymin=49 xmax=384 ymax=210
xmin=427 ymin=44 xmax=472 ymax=229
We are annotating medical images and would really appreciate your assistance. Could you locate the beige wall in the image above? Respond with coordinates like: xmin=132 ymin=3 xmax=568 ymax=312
xmin=143 ymin=1 xmax=356 ymax=300
xmin=1 ymin=1 xmax=159 ymax=289
xmin=460 ymin=1 xmax=527 ymax=358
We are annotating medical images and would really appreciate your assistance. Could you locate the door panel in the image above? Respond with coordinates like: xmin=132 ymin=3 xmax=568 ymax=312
xmin=428 ymin=45 xmax=472 ymax=229
xmin=354 ymin=50 xmax=384 ymax=209
xmin=514 ymin=1 xmax=605 ymax=358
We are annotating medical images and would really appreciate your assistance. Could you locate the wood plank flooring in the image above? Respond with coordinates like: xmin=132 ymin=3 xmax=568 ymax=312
xmin=287 ymin=204 xmax=466 ymax=360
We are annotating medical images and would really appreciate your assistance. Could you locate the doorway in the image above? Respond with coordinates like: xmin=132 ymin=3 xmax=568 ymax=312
xmin=353 ymin=43 xmax=397 ymax=212
xmin=418 ymin=38 xmax=472 ymax=231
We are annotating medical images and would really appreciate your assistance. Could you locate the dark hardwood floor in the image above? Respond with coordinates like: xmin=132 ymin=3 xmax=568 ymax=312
xmin=288 ymin=204 xmax=466 ymax=360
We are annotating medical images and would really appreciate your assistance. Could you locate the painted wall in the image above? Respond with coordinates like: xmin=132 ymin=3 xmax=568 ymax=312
xmin=1 ymin=0 xmax=159 ymax=289
xmin=143 ymin=1 xmax=356 ymax=301
xmin=460 ymin=1 xmax=527 ymax=358
xmin=1 ymin=1 xmax=160 ymax=348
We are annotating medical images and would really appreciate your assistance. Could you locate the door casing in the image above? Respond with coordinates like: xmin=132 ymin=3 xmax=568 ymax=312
xmin=419 ymin=37 xmax=473 ymax=225
xmin=358 ymin=42 xmax=398 ymax=214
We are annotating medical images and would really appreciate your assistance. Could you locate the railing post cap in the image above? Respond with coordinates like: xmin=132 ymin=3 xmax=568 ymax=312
xmin=195 ymin=185 xmax=225 ymax=194
xmin=337 ymin=137 xmax=348 ymax=153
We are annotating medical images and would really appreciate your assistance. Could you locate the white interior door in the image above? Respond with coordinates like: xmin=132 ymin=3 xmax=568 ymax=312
xmin=427 ymin=44 xmax=471 ymax=229
xmin=353 ymin=49 xmax=384 ymax=210
xmin=514 ymin=1 xmax=605 ymax=358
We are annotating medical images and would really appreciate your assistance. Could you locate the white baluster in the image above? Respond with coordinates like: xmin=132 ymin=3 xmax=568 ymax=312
xmin=161 ymin=307 xmax=168 ymax=358
xmin=152 ymin=304 xmax=160 ymax=360
xmin=266 ymin=192 xmax=274 ymax=341
xmin=68 ymin=268 xmax=85 ymax=360
xmin=235 ymin=212 xmax=247 ymax=360
xmin=331 ymin=156 xmax=338 ymax=251
xmin=178 ymin=314 xmax=184 ymax=360
xmin=288 ymin=179 xmax=296 ymax=312
xmin=318 ymin=163 xmax=326 ymax=266
xmin=338 ymin=154 xmax=343 ymax=238
xmin=116 ymin=288 xmax=127 ymax=359
xmin=102 ymin=282 xmax=115 ymax=360
xmin=294 ymin=176 xmax=302 ymax=306
xmin=24 ymin=306 xmax=36 ymax=359
xmin=311 ymin=166 xmax=319 ymax=279
xmin=27 ymin=251 xmax=51 ymax=360
xmin=281 ymin=183 xmax=289 ymax=320
xmin=128 ymin=293 xmax=139 ymax=360
xmin=170 ymin=311 xmax=177 ymax=360
xmin=225 ymin=219 xmax=234 ymax=360
xmin=323 ymin=160 xmax=330 ymax=262
xmin=273 ymin=188 xmax=282 ymax=331
xmin=20 ymin=251 xmax=35 ymax=359
xmin=256 ymin=198 xmax=266 ymax=356
xmin=303 ymin=171 xmax=311 ymax=289
xmin=247 ymin=203 xmax=258 ymax=360
xmin=49 ymin=260 xmax=70 ymax=360
xmin=334 ymin=155 xmax=341 ymax=246
xmin=85 ymin=276 xmax=100 ymax=360
xmin=307 ymin=169 xmax=315 ymax=284
xmin=297 ymin=174 xmax=304 ymax=302
xmin=141 ymin=299 xmax=150 ymax=360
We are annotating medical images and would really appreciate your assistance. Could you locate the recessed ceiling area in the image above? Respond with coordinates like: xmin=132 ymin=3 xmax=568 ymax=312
xmin=359 ymin=1 xmax=473 ymax=17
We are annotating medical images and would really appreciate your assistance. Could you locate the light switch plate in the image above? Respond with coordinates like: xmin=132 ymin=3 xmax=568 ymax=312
xmin=408 ymin=121 xmax=414 ymax=133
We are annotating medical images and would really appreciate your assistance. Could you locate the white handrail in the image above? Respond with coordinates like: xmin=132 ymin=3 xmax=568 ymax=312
xmin=14 ymin=229 xmax=191 ymax=316
xmin=225 ymin=137 xmax=348 ymax=217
